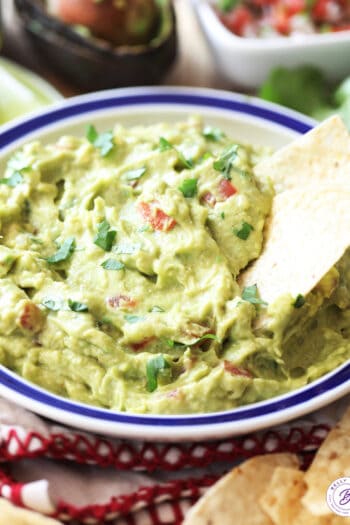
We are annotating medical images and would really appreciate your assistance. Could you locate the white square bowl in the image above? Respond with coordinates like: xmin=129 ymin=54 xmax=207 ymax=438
xmin=192 ymin=0 xmax=350 ymax=90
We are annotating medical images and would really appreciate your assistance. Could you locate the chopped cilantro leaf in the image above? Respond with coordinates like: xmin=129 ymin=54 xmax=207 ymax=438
xmin=146 ymin=355 xmax=170 ymax=392
xmin=213 ymin=144 xmax=239 ymax=180
xmin=68 ymin=299 xmax=89 ymax=312
xmin=94 ymin=220 xmax=116 ymax=251
xmin=218 ymin=0 xmax=239 ymax=11
xmin=124 ymin=314 xmax=144 ymax=323
xmin=115 ymin=242 xmax=141 ymax=255
xmin=0 ymin=172 xmax=23 ymax=187
xmin=203 ymin=126 xmax=225 ymax=142
xmin=101 ymin=258 xmax=125 ymax=270
xmin=293 ymin=294 xmax=306 ymax=308
xmin=149 ymin=305 xmax=165 ymax=313
xmin=46 ymin=237 xmax=76 ymax=264
xmin=194 ymin=334 xmax=218 ymax=343
xmin=221 ymin=212 xmax=225 ymax=219
xmin=159 ymin=137 xmax=193 ymax=169
xmin=242 ymin=284 xmax=267 ymax=306
xmin=124 ymin=167 xmax=147 ymax=181
xmin=42 ymin=299 xmax=64 ymax=311
xmin=86 ymin=124 xmax=115 ymax=157
xmin=234 ymin=222 xmax=254 ymax=240
xmin=178 ymin=178 xmax=198 ymax=198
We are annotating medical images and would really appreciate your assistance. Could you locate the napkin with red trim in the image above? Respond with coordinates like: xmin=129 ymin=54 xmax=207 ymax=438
xmin=0 ymin=396 xmax=348 ymax=525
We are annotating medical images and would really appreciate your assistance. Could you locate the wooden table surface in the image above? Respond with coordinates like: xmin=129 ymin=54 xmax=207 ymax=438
xmin=2 ymin=0 xmax=232 ymax=98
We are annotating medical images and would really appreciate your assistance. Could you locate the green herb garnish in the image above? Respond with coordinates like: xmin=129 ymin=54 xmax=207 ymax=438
xmin=101 ymin=259 xmax=125 ymax=270
xmin=124 ymin=167 xmax=147 ymax=181
xmin=94 ymin=220 xmax=116 ymax=252
xmin=221 ymin=212 xmax=225 ymax=219
xmin=115 ymin=242 xmax=141 ymax=255
xmin=178 ymin=178 xmax=198 ymax=198
xmin=124 ymin=314 xmax=144 ymax=323
xmin=159 ymin=137 xmax=193 ymax=169
xmin=0 ymin=172 xmax=23 ymax=187
xmin=86 ymin=124 xmax=115 ymax=157
xmin=202 ymin=126 xmax=225 ymax=141
xmin=146 ymin=355 xmax=170 ymax=393
xmin=213 ymin=145 xmax=239 ymax=180
xmin=242 ymin=284 xmax=267 ymax=306
xmin=42 ymin=299 xmax=64 ymax=311
xmin=68 ymin=299 xmax=89 ymax=312
xmin=218 ymin=0 xmax=239 ymax=12
xmin=293 ymin=294 xmax=306 ymax=308
xmin=46 ymin=237 xmax=76 ymax=264
xmin=234 ymin=222 xmax=254 ymax=240
xmin=149 ymin=305 xmax=165 ymax=313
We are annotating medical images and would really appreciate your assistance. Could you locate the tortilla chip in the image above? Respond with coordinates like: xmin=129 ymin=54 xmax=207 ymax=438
xmin=302 ymin=407 xmax=350 ymax=516
xmin=239 ymin=187 xmax=350 ymax=304
xmin=183 ymin=453 xmax=299 ymax=525
xmin=261 ymin=467 xmax=346 ymax=524
xmin=254 ymin=115 xmax=350 ymax=194
xmin=0 ymin=498 xmax=60 ymax=525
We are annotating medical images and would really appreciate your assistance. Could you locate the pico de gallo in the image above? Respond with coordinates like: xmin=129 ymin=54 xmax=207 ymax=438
xmin=216 ymin=0 xmax=350 ymax=37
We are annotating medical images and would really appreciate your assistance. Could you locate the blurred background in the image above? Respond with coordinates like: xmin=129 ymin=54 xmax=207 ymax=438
xmin=0 ymin=0 xmax=350 ymax=126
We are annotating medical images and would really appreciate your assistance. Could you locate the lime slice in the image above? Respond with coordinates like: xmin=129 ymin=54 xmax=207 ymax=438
xmin=0 ymin=58 xmax=63 ymax=124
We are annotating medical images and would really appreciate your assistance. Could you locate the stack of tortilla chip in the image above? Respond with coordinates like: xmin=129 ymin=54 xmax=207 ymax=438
xmin=240 ymin=115 xmax=350 ymax=305
xmin=183 ymin=408 xmax=350 ymax=525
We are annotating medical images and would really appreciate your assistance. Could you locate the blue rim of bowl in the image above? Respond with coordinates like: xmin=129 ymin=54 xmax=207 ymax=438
xmin=0 ymin=87 xmax=348 ymax=428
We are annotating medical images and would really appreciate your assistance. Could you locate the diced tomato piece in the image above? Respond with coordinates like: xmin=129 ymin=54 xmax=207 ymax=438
xmin=224 ymin=361 xmax=253 ymax=378
xmin=285 ymin=0 xmax=305 ymax=15
xmin=107 ymin=295 xmax=137 ymax=309
xmin=332 ymin=23 xmax=350 ymax=31
xmin=312 ymin=0 xmax=335 ymax=21
xmin=270 ymin=7 xmax=291 ymax=34
xmin=201 ymin=191 xmax=217 ymax=208
xmin=131 ymin=337 xmax=155 ymax=352
xmin=222 ymin=6 xmax=254 ymax=36
xmin=218 ymin=179 xmax=238 ymax=200
xmin=19 ymin=302 xmax=43 ymax=333
xmin=138 ymin=201 xmax=176 ymax=232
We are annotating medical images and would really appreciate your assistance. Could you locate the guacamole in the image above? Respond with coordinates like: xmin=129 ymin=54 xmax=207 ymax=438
xmin=0 ymin=117 xmax=349 ymax=414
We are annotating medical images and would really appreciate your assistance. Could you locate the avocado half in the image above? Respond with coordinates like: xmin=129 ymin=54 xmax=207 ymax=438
xmin=14 ymin=0 xmax=177 ymax=91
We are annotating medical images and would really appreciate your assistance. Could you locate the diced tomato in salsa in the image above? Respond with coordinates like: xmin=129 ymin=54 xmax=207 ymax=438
xmin=138 ymin=201 xmax=177 ymax=232
xmin=201 ymin=191 xmax=217 ymax=208
xmin=19 ymin=302 xmax=43 ymax=333
xmin=107 ymin=295 xmax=137 ymax=309
xmin=224 ymin=360 xmax=253 ymax=378
xmin=218 ymin=179 xmax=238 ymax=200
xmin=131 ymin=337 xmax=155 ymax=351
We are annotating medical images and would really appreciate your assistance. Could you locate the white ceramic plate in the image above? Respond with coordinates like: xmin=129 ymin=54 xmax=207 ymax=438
xmin=0 ymin=86 xmax=349 ymax=442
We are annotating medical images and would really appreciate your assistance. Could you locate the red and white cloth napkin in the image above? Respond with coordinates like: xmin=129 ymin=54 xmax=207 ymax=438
xmin=0 ymin=396 xmax=348 ymax=524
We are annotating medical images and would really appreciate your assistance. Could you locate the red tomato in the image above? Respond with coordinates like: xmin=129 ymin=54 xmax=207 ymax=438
xmin=312 ymin=0 xmax=334 ymax=21
xmin=270 ymin=6 xmax=291 ymax=34
xmin=284 ymin=0 xmax=305 ymax=15
xmin=138 ymin=201 xmax=177 ymax=232
xmin=201 ymin=191 xmax=217 ymax=208
xmin=218 ymin=179 xmax=238 ymax=200
xmin=224 ymin=361 xmax=253 ymax=378
xmin=131 ymin=337 xmax=155 ymax=352
xmin=222 ymin=6 xmax=254 ymax=36
xmin=107 ymin=295 xmax=137 ymax=309
xmin=19 ymin=302 xmax=43 ymax=333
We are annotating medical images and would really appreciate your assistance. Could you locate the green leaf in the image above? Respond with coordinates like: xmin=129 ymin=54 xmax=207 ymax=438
xmin=242 ymin=284 xmax=268 ymax=306
xmin=124 ymin=167 xmax=147 ymax=181
xmin=203 ymin=126 xmax=225 ymax=142
xmin=114 ymin=242 xmax=141 ymax=255
xmin=293 ymin=294 xmax=305 ymax=309
xmin=194 ymin=333 xmax=218 ymax=343
xmin=213 ymin=145 xmax=239 ymax=180
xmin=101 ymin=258 xmax=125 ymax=270
xmin=149 ymin=305 xmax=165 ymax=313
xmin=46 ymin=237 xmax=76 ymax=264
xmin=221 ymin=212 xmax=225 ymax=219
xmin=42 ymin=299 xmax=64 ymax=311
xmin=0 ymin=172 xmax=23 ymax=187
xmin=146 ymin=355 xmax=170 ymax=393
xmin=234 ymin=222 xmax=254 ymax=240
xmin=124 ymin=314 xmax=144 ymax=323
xmin=178 ymin=178 xmax=198 ymax=198
xmin=159 ymin=137 xmax=193 ymax=169
xmin=86 ymin=124 xmax=115 ymax=157
xmin=68 ymin=299 xmax=89 ymax=312
xmin=218 ymin=0 xmax=239 ymax=11
xmin=259 ymin=66 xmax=331 ymax=117
xmin=94 ymin=220 xmax=116 ymax=252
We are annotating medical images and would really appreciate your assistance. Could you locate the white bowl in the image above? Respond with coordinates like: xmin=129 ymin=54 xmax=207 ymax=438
xmin=0 ymin=86 xmax=349 ymax=442
xmin=192 ymin=0 xmax=350 ymax=89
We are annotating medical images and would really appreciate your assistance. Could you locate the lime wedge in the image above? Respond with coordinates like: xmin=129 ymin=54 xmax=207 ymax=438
xmin=0 ymin=58 xmax=62 ymax=124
